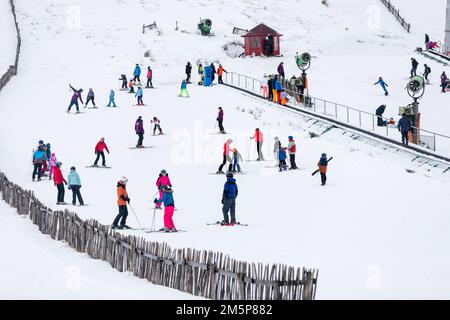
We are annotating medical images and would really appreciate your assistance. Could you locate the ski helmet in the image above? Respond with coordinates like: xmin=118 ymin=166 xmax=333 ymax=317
xmin=288 ymin=136 xmax=293 ymax=140
xmin=160 ymin=169 xmax=167 ymax=175
xmin=119 ymin=176 xmax=128 ymax=184
xmin=70 ymin=166 xmax=76 ymax=171
xmin=55 ymin=161 xmax=62 ymax=167
xmin=226 ymin=171 xmax=233 ymax=178
xmin=321 ymin=153 xmax=327 ymax=158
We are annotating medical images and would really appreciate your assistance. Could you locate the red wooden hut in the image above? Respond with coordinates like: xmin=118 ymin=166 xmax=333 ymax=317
xmin=242 ymin=23 xmax=282 ymax=57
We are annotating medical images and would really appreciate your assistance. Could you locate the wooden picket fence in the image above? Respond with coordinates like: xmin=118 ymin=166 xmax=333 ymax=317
xmin=0 ymin=0 xmax=21 ymax=92
xmin=0 ymin=171 xmax=318 ymax=299
xmin=379 ymin=0 xmax=411 ymax=33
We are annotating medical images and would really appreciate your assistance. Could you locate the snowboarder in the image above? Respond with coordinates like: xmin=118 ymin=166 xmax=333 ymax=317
xmin=250 ymin=128 xmax=264 ymax=161
xmin=397 ymin=114 xmax=411 ymax=147
xmin=154 ymin=185 xmax=177 ymax=232
xmin=441 ymin=72 xmax=449 ymax=93
xmin=287 ymin=136 xmax=298 ymax=169
xmin=135 ymin=116 xmax=144 ymax=148
xmin=317 ymin=153 xmax=329 ymax=186
xmin=217 ymin=107 xmax=225 ymax=134
xmin=221 ymin=171 xmax=238 ymax=226
xmin=53 ymin=161 xmax=67 ymax=205
xmin=198 ymin=63 xmax=204 ymax=85
xmin=67 ymin=84 xmax=84 ymax=113
xmin=49 ymin=152 xmax=57 ymax=180
xmin=273 ymin=137 xmax=280 ymax=165
xmin=410 ymin=58 xmax=419 ymax=78
xmin=107 ymin=89 xmax=117 ymax=107
xmin=218 ymin=64 xmax=228 ymax=84
xmin=151 ymin=117 xmax=163 ymax=135
xmin=179 ymin=79 xmax=189 ymax=97
xmin=210 ymin=63 xmax=216 ymax=84
xmin=374 ymin=77 xmax=389 ymax=96
xmin=133 ymin=64 xmax=142 ymax=84
xmin=375 ymin=104 xmax=386 ymax=127
xmin=32 ymin=146 xmax=45 ymax=181
xmin=185 ymin=62 xmax=192 ymax=83
xmin=68 ymin=166 xmax=84 ymax=206
xmin=85 ymin=88 xmax=96 ymax=107
xmin=231 ymin=148 xmax=243 ymax=173
xmin=423 ymin=64 xmax=431 ymax=83
xmin=112 ymin=176 xmax=131 ymax=229
xmin=146 ymin=66 xmax=153 ymax=88
xmin=128 ymin=79 xmax=135 ymax=93
xmin=217 ymin=139 xmax=233 ymax=174
xmin=277 ymin=62 xmax=285 ymax=78
xmin=119 ymin=74 xmax=128 ymax=89
xmin=135 ymin=86 xmax=144 ymax=105
xmin=155 ymin=169 xmax=172 ymax=209
xmin=278 ymin=146 xmax=287 ymax=172
xmin=93 ymin=137 xmax=110 ymax=167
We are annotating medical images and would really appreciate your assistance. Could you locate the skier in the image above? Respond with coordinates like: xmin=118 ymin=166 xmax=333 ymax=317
xmin=32 ymin=146 xmax=45 ymax=181
xmin=133 ymin=64 xmax=142 ymax=84
xmin=135 ymin=116 xmax=144 ymax=148
xmin=179 ymin=79 xmax=189 ymax=97
xmin=85 ymin=88 xmax=96 ymax=107
xmin=277 ymin=62 xmax=285 ymax=78
xmin=155 ymin=169 xmax=172 ymax=209
xmin=41 ymin=144 xmax=49 ymax=175
xmin=278 ymin=146 xmax=287 ymax=172
xmin=423 ymin=64 xmax=431 ymax=83
xmin=135 ymin=86 xmax=144 ymax=105
xmin=154 ymin=185 xmax=177 ymax=232
xmin=397 ymin=113 xmax=411 ymax=147
xmin=441 ymin=72 xmax=449 ymax=93
xmin=410 ymin=58 xmax=419 ymax=78
xmin=374 ymin=77 xmax=389 ymax=96
xmin=49 ymin=152 xmax=57 ymax=180
xmin=210 ymin=63 xmax=216 ymax=84
xmin=53 ymin=161 xmax=67 ymax=205
xmin=217 ymin=107 xmax=225 ymax=134
xmin=119 ymin=74 xmax=128 ymax=89
xmin=151 ymin=117 xmax=163 ymax=135
xmin=217 ymin=64 xmax=228 ymax=84
xmin=375 ymin=104 xmax=387 ymax=127
xmin=93 ymin=137 xmax=110 ymax=167
xmin=273 ymin=137 xmax=280 ymax=165
xmin=111 ymin=176 xmax=131 ymax=230
xmin=68 ymin=166 xmax=84 ymax=206
xmin=185 ymin=62 xmax=192 ymax=83
xmin=107 ymin=89 xmax=117 ymax=107
xmin=221 ymin=171 xmax=238 ymax=226
xmin=198 ymin=63 xmax=204 ymax=85
xmin=287 ymin=136 xmax=298 ymax=169
xmin=146 ymin=66 xmax=153 ymax=88
xmin=128 ymin=79 xmax=135 ymax=93
xmin=231 ymin=148 xmax=243 ymax=173
xmin=217 ymin=138 xmax=233 ymax=174
xmin=67 ymin=84 xmax=84 ymax=113
xmin=45 ymin=143 xmax=52 ymax=172
xmin=275 ymin=77 xmax=283 ymax=104
xmin=250 ymin=128 xmax=264 ymax=161
xmin=317 ymin=153 xmax=329 ymax=186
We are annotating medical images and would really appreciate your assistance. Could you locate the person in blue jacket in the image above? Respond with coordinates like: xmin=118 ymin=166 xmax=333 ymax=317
xmin=179 ymin=79 xmax=189 ymax=97
xmin=133 ymin=64 xmax=141 ymax=84
xmin=32 ymin=146 xmax=45 ymax=181
xmin=221 ymin=172 xmax=238 ymax=225
xmin=278 ymin=146 xmax=287 ymax=172
xmin=275 ymin=77 xmax=283 ymax=103
xmin=154 ymin=185 xmax=177 ymax=232
xmin=107 ymin=89 xmax=116 ymax=107
xmin=67 ymin=166 xmax=84 ymax=206
xmin=374 ymin=77 xmax=389 ymax=96
xmin=135 ymin=86 xmax=144 ymax=105
xmin=397 ymin=113 xmax=411 ymax=146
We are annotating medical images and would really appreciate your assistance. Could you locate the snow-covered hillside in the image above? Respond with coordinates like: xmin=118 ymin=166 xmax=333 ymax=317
xmin=1 ymin=0 xmax=450 ymax=299
xmin=0 ymin=0 xmax=17 ymax=73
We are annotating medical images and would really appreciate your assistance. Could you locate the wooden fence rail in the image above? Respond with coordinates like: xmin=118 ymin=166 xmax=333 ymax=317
xmin=379 ymin=0 xmax=411 ymax=33
xmin=0 ymin=171 xmax=318 ymax=299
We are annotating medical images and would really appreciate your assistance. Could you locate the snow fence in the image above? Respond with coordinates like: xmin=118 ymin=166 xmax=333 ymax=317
xmin=0 ymin=172 xmax=318 ymax=300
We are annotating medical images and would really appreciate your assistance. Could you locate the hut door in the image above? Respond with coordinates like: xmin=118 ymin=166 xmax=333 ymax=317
xmin=264 ymin=36 xmax=273 ymax=56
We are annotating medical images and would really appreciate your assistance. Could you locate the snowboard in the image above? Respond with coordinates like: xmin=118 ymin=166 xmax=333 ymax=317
xmin=85 ymin=165 xmax=112 ymax=169
xmin=206 ymin=221 xmax=248 ymax=226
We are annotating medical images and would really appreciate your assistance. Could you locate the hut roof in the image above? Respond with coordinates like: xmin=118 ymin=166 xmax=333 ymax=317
xmin=243 ymin=23 xmax=281 ymax=36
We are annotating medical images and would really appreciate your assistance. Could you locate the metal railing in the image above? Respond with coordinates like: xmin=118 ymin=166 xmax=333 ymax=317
xmin=224 ymin=72 xmax=450 ymax=160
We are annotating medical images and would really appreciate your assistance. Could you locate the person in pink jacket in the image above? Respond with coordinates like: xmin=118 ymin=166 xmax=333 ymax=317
xmin=49 ymin=153 xmax=57 ymax=180
xmin=155 ymin=169 xmax=172 ymax=209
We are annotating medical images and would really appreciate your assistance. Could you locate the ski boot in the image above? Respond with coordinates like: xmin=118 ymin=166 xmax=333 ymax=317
xmin=121 ymin=225 xmax=132 ymax=230
xmin=216 ymin=170 xmax=225 ymax=174
xmin=111 ymin=224 xmax=120 ymax=230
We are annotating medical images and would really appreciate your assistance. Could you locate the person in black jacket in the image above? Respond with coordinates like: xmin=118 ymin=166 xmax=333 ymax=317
xmin=375 ymin=104 xmax=386 ymax=126
xmin=423 ymin=64 xmax=431 ymax=83
xmin=210 ymin=63 xmax=216 ymax=84
xmin=185 ymin=62 xmax=192 ymax=83
xmin=119 ymin=74 xmax=127 ymax=89
xmin=267 ymin=75 xmax=273 ymax=101
xmin=397 ymin=114 xmax=411 ymax=146
xmin=411 ymin=58 xmax=419 ymax=78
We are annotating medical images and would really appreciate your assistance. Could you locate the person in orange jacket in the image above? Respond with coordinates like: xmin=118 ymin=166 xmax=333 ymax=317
xmin=250 ymin=128 xmax=264 ymax=160
xmin=218 ymin=64 xmax=228 ymax=84
xmin=93 ymin=137 xmax=110 ymax=167
xmin=112 ymin=176 xmax=131 ymax=229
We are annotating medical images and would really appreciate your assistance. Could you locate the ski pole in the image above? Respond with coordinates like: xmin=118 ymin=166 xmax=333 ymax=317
xmin=128 ymin=204 xmax=143 ymax=229
xmin=151 ymin=207 xmax=157 ymax=232
xmin=246 ymin=138 xmax=251 ymax=161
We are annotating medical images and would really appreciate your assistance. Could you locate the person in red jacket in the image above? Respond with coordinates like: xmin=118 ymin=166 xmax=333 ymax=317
xmin=250 ymin=128 xmax=264 ymax=160
xmin=216 ymin=139 xmax=233 ymax=174
xmin=53 ymin=161 xmax=68 ymax=205
xmin=145 ymin=66 xmax=153 ymax=88
xmin=93 ymin=137 xmax=110 ymax=167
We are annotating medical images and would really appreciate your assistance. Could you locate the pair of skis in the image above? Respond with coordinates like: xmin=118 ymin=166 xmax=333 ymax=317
xmin=206 ymin=221 xmax=248 ymax=226
xmin=311 ymin=157 xmax=333 ymax=176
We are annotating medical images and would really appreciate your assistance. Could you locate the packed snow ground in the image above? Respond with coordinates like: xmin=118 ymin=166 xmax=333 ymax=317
xmin=1 ymin=0 xmax=450 ymax=299
xmin=0 ymin=0 xmax=17 ymax=73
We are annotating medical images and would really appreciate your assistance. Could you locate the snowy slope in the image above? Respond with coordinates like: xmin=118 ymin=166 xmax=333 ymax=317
xmin=0 ymin=0 xmax=450 ymax=299
xmin=0 ymin=0 xmax=17 ymax=73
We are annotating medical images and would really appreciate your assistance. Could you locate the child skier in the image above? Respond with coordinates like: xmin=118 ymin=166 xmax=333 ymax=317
xmin=317 ymin=153 xmax=329 ymax=186
xmin=107 ymin=89 xmax=116 ymax=107
xmin=93 ymin=137 xmax=110 ymax=167
xmin=179 ymin=79 xmax=189 ymax=97
xmin=133 ymin=64 xmax=142 ymax=84
xmin=278 ymin=147 xmax=288 ymax=172
xmin=146 ymin=66 xmax=153 ymax=88
xmin=135 ymin=86 xmax=144 ymax=105
xmin=374 ymin=77 xmax=389 ymax=96
xmin=154 ymin=185 xmax=177 ymax=232
xmin=53 ymin=161 xmax=67 ymax=205
xmin=112 ymin=176 xmax=131 ymax=229
xmin=128 ymin=79 xmax=135 ymax=93
xmin=49 ymin=152 xmax=57 ymax=180
xmin=119 ymin=74 xmax=128 ymax=89
xmin=155 ymin=169 xmax=172 ymax=209
xmin=68 ymin=166 xmax=84 ymax=206
xmin=151 ymin=117 xmax=163 ymax=135
xmin=232 ymin=148 xmax=243 ymax=173
xmin=135 ymin=116 xmax=144 ymax=148
xmin=67 ymin=84 xmax=84 ymax=113
xmin=85 ymin=88 xmax=96 ymax=107
xmin=221 ymin=171 xmax=238 ymax=226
